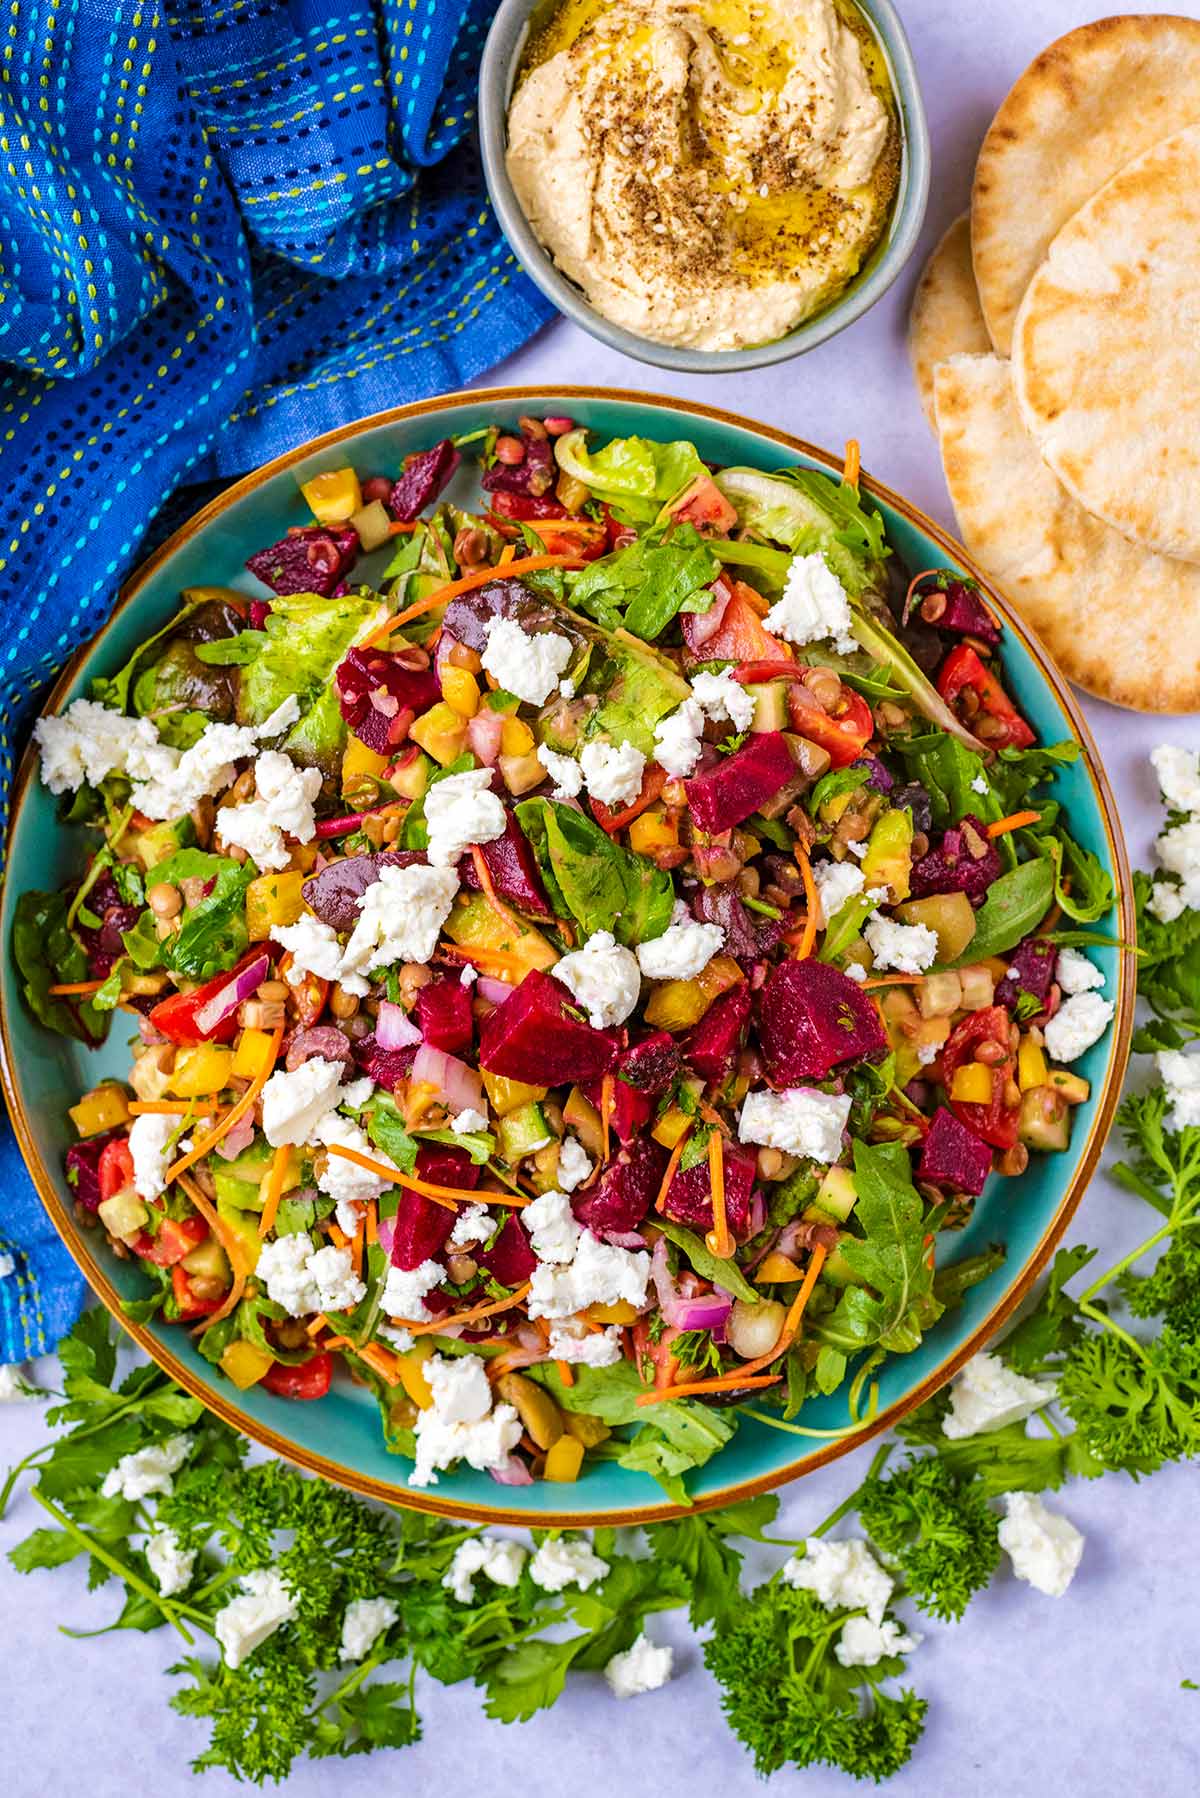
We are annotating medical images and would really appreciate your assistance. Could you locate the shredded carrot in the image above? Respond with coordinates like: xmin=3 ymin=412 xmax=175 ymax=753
xmin=654 ymin=1123 xmax=692 ymax=1213
xmin=385 ymin=521 xmax=420 ymax=535
xmin=439 ymin=942 xmax=523 ymax=974
xmin=706 ymin=1130 xmax=732 ymax=1259
xmin=328 ymin=1222 xmax=349 ymax=1250
xmin=128 ymin=1100 xmax=222 ymax=1115
xmin=167 ymin=1024 xmax=283 ymax=1183
xmin=600 ymin=1073 xmax=615 ymax=1165
xmin=359 ymin=1342 xmax=402 ymax=1385
xmin=698 ymin=1099 xmax=731 ymax=1137
xmin=731 ymin=1242 xmax=830 ymax=1380
xmin=636 ymin=1371 xmax=783 ymax=1406
xmin=843 ymin=439 xmax=861 ymax=488
xmin=47 ymin=979 xmax=107 ymax=995
xmin=471 ymin=844 xmax=527 ymax=938
xmin=357 ymin=555 xmax=586 ymax=649
xmin=307 ymin=1312 xmax=330 ymax=1338
xmin=792 ymin=841 xmax=819 ymax=961
xmin=323 ymin=1142 xmax=516 ymax=1210
xmin=555 ymin=1359 xmax=575 ymax=1387
xmin=257 ymin=1143 xmax=291 ymax=1238
xmin=498 ymin=543 xmax=516 ymax=567
xmin=365 ymin=1201 xmax=378 ymax=1247
xmin=986 ymin=809 xmax=1041 ymax=838
xmin=178 ymin=1173 xmax=249 ymax=1330
xmin=861 ymin=973 xmax=927 ymax=989
xmin=399 ymin=1280 xmax=532 ymax=1336
xmin=350 ymin=1212 xmax=365 ymax=1276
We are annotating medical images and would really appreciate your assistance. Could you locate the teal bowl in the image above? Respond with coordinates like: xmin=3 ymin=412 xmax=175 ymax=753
xmin=478 ymin=0 xmax=931 ymax=373
xmin=1 ymin=388 xmax=1134 ymax=1524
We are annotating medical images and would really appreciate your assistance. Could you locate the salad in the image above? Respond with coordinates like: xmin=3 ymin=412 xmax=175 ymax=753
xmin=15 ymin=414 xmax=1119 ymax=1500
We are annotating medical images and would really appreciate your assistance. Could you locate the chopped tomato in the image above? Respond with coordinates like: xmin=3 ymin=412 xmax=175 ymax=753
xmin=278 ymin=953 xmax=328 ymax=1028
xmin=936 ymin=645 xmax=1035 ymax=750
xmin=786 ymin=685 xmax=874 ymax=769
xmin=261 ymin=1352 xmax=334 ymax=1400
xmin=98 ymin=1137 xmax=135 ymax=1202
xmin=942 ymin=1005 xmax=1020 ymax=1150
xmin=148 ymin=947 xmax=269 ymax=1045
xmin=170 ymin=1262 xmax=225 ymax=1321
xmin=632 ymin=1316 xmax=682 ymax=1392
xmin=602 ymin=503 xmax=638 ymax=552
xmin=590 ymin=764 xmax=668 ymax=834
xmin=666 ymin=474 xmax=739 ymax=536
xmin=697 ymin=585 xmax=792 ymax=663
xmin=530 ymin=518 xmax=608 ymax=560
xmin=131 ymin=1214 xmax=208 ymax=1268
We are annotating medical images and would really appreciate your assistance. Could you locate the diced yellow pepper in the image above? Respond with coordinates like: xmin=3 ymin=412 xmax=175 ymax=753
xmin=341 ymin=736 xmax=389 ymax=801
xmin=440 ymin=664 xmax=480 ymax=719
xmin=628 ymin=808 xmax=678 ymax=856
xmin=543 ymin=1434 xmax=585 ymax=1482
xmin=410 ymin=702 xmax=469 ymax=766
xmin=652 ymin=1106 xmax=692 ymax=1150
xmin=232 ymin=1027 xmax=279 ymax=1084
xmin=562 ymin=1411 xmax=611 ymax=1447
xmin=500 ymin=717 xmax=534 ymax=756
xmin=1018 ymin=1036 xmax=1049 ymax=1093
xmin=949 ymin=1062 xmax=995 ymax=1106
xmin=300 ymin=466 xmax=362 ymax=525
xmin=499 ymin=750 xmax=545 ymax=796
xmin=69 ymin=1083 xmax=130 ymax=1138
xmin=482 ymin=1071 xmax=549 ymax=1115
xmin=756 ymin=1251 xmax=805 ymax=1284
xmin=169 ymin=1044 xmax=234 ymax=1098
xmin=587 ymin=1300 xmax=638 ymax=1325
xmin=220 ymin=1339 xmax=274 ymax=1390
xmin=396 ymin=1341 xmax=435 ymax=1410
xmin=245 ymin=870 xmax=306 ymax=941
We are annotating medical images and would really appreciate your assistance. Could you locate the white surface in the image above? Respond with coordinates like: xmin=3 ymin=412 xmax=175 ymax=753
xmin=5 ymin=2 xmax=1200 ymax=1791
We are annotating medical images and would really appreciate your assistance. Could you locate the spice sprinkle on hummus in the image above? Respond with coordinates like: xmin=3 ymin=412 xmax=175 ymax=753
xmin=506 ymin=0 xmax=901 ymax=351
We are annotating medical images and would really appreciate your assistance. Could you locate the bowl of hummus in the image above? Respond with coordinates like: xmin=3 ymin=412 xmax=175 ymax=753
xmin=480 ymin=0 xmax=929 ymax=370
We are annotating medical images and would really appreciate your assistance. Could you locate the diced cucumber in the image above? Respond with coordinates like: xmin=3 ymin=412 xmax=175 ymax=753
xmin=497 ymin=1102 xmax=552 ymax=1163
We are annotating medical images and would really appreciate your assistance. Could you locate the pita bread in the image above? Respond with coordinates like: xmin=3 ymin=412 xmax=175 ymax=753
xmin=908 ymin=216 xmax=990 ymax=429
xmin=1012 ymin=123 xmax=1200 ymax=565
xmin=971 ymin=14 xmax=1200 ymax=355
xmin=932 ymin=354 xmax=1200 ymax=712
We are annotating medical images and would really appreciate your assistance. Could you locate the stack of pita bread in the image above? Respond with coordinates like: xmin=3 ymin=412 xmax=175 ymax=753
xmin=909 ymin=15 xmax=1200 ymax=712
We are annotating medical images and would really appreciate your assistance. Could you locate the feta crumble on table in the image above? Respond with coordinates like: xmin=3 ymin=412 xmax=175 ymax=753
xmin=690 ymin=667 xmax=756 ymax=734
xmin=1150 ymin=743 xmax=1200 ymax=816
xmin=635 ymin=906 xmax=724 ymax=981
xmin=424 ymin=767 xmax=507 ymax=867
xmin=998 ymin=1491 xmax=1084 ymax=1598
xmin=536 ymin=742 xmax=583 ymax=800
xmin=552 ymin=930 xmax=641 ymax=1029
xmin=339 ymin=1595 xmax=399 ymax=1663
xmin=528 ymin=1536 xmax=610 ymax=1593
xmin=652 ymin=696 xmax=705 ymax=778
xmin=214 ymin=1567 xmax=298 ymax=1669
xmin=1154 ymin=817 xmax=1200 ymax=909
xmin=864 ymin=913 xmax=938 ymax=976
xmin=382 ymin=1258 xmax=445 ymax=1323
xmin=810 ymin=857 xmax=865 ymax=926
xmin=101 ymin=1433 xmax=194 ymax=1502
xmin=739 ymin=1087 xmax=851 ymax=1164
xmin=128 ymin=1111 xmax=186 ymax=1202
xmin=604 ymin=1633 xmax=674 ymax=1698
xmin=341 ymin=862 xmax=459 ymax=974
xmin=271 ymin=912 xmax=369 ymax=998
xmin=1148 ymin=880 xmax=1186 ymax=923
xmin=443 ymin=1535 xmax=528 ymax=1604
xmin=523 ymin=1189 xmax=581 ymax=1265
xmin=527 ymin=1228 xmax=650 ymax=1320
xmin=765 ymin=552 xmax=856 ymax=656
xmin=555 ymin=1134 xmax=593 ymax=1191
xmin=216 ymin=750 xmax=322 ymax=872
xmin=481 ymin=616 xmax=573 ymax=706
xmin=1055 ymin=947 xmax=1104 ymax=995
xmin=1156 ymin=1049 xmax=1200 ymax=1130
xmin=546 ymin=1321 xmax=623 ymax=1366
xmin=835 ymin=1615 xmax=921 ymax=1669
xmin=1042 ymin=991 xmax=1114 ymax=1064
xmin=261 ymin=1056 xmax=346 ymax=1148
xmin=783 ymin=1537 xmax=893 ymax=1626
xmin=409 ymin=1353 xmax=522 ymax=1488
xmin=942 ymin=1351 xmax=1054 ymax=1439
xmin=146 ymin=1528 xmax=196 ymax=1598
xmin=580 ymin=737 xmax=646 ymax=808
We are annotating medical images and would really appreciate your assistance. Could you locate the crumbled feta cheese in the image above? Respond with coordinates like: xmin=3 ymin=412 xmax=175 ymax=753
xmin=652 ymin=697 xmax=706 ymax=778
xmin=131 ymin=720 xmax=263 ymax=821
xmin=970 ymin=773 xmax=990 ymax=797
xmin=271 ymin=912 xmax=369 ymax=998
xmin=845 ymin=839 xmax=867 ymax=858
xmin=765 ymin=552 xmax=856 ymax=655
xmin=146 ymin=1528 xmax=196 ymax=1598
xmin=523 ymin=1189 xmax=581 ymax=1265
xmin=528 ymin=1228 xmax=649 ymax=1320
xmin=636 ymin=910 xmax=724 ymax=981
xmin=308 ymin=1244 xmax=365 ymax=1314
xmin=1155 ymin=817 xmax=1200 ymax=908
xmin=339 ymin=1595 xmax=398 ymax=1663
xmin=460 ymin=962 xmax=479 ymax=986
xmin=845 ymin=962 xmax=867 ymax=982
xmin=340 ymin=1077 xmax=375 ymax=1109
xmin=34 ymin=699 xmax=161 ymax=794
xmin=536 ymin=742 xmax=583 ymax=800
xmin=217 ymin=750 xmax=322 ymax=872
xmin=605 ymin=1632 xmax=674 ymax=1698
xmin=315 ymin=1112 xmax=399 ymax=1209
xmin=916 ymin=1041 xmax=939 ymax=1066
xmin=547 ymin=1322 xmax=623 ymax=1366
xmin=1151 ymin=744 xmax=1200 ymax=815
xmin=341 ymin=863 xmax=459 ymax=974
xmin=552 ymin=930 xmax=641 ymax=1029
xmin=783 ymin=1538 xmax=893 ymax=1625
xmin=443 ymin=1535 xmax=528 ymax=1604
xmin=448 ymin=1204 xmax=492 ymax=1250
xmin=214 ymin=1567 xmax=297 ymax=1669
xmin=739 ymin=1087 xmax=851 ymax=1164
xmin=101 ymin=1433 xmax=194 ymax=1502
xmin=0 ymin=1365 xmax=34 ymax=1402
xmin=998 ymin=1491 xmax=1084 ymax=1597
xmin=261 ymin=1056 xmax=346 ymax=1148
xmin=942 ymin=1351 xmax=1054 ymax=1439
xmin=410 ymin=1353 xmax=522 ymax=1488
xmin=864 ymin=914 xmax=938 ymax=976
xmin=1156 ymin=1049 xmax=1200 ymax=1129
xmin=580 ymin=738 xmax=646 ymax=808
xmin=255 ymin=1235 xmax=364 ymax=1316
xmin=1055 ymin=948 xmax=1104 ymax=995
xmin=559 ymin=676 xmax=576 ymax=699
xmin=690 ymin=668 xmax=755 ymax=733
xmin=528 ymin=1536 xmax=610 ymax=1593
xmin=555 ymin=1134 xmax=593 ymax=1191
xmin=451 ymin=1107 xmax=488 ymax=1136
xmin=811 ymin=857 xmax=865 ymax=926
xmin=257 ymin=694 xmax=301 ymax=738
xmin=481 ymin=616 xmax=573 ymax=706
xmin=835 ymin=1615 xmax=921 ymax=1668
xmin=1042 ymin=991 xmax=1114 ymax=1064
xmin=378 ymin=1324 xmax=414 ymax=1353
xmin=128 ymin=1112 xmax=184 ymax=1202
xmin=1149 ymin=880 xmax=1185 ymax=923
xmin=382 ymin=1258 xmax=445 ymax=1323
xmin=424 ymin=768 xmax=507 ymax=868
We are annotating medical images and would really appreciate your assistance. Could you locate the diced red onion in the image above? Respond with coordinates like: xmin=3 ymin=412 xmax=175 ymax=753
xmin=467 ymin=708 xmax=505 ymax=766
xmin=314 ymin=799 xmax=401 ymax=839
xmin=747 ymin=1192 xmax=766 ymax=1238
xmin=672 ymin=1291 xmax=733 ymax=1332
xmin=377 ymin=1000 xmax=423 ymax=1051
xmin=476 ymin=974 xmax=515 ymax=1005
xmin=411 ymin=1043 xmax=484 ymax=1116
xmin=489 ymin=1455 xmax=534 ymax=1487
xmin=688 ymin=580 xmax=733 ymax=647
xmin=137 ymin=1016 xmax=169 ymax=1046
xmin=193 ymin=951 xmax=269 ymax=1036
xmin=605 ymin=1230 xmax=650 ymax=1251
xmin=214 ymin=1109 xmax=256 ymax=1160
xmin=377 ymin=1214 xmax=396 ymax=1258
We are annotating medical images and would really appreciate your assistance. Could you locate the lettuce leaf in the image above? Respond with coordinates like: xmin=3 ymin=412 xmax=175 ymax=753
xmin=713 ymin=465 xmax=888 ymax=598
xmin=553 ymin=430 xmax=705 ymax=523
xmin=515 ymin=797 xmax=674 ymax=946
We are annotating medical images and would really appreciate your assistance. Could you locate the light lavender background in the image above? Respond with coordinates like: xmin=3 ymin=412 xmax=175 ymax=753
xmin=4 ymin=1 xmax=1200 ymax=1791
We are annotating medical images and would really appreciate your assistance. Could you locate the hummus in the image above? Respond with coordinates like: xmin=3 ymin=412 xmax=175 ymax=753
xmin=506 ymin=0 xmax=900 ymax=351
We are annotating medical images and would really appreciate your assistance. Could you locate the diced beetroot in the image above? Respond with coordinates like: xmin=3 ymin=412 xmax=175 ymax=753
xmin=618 ymin=1032 xmax=681 ymax=1096
xmin=477 ymin=1212 xmax=537 ymax=1286
xmin=996 ymin=937 xmax=1058 ymax=1013
xmin=334 ymin=647 xmax=441 ymax=755
xmin=246 ymin=526 xmax=359 ymax=597
xmin=757 ymin=959 xmax=887 ymax=1085
xmin=917 ymin=1107 xmax=994 ymax=1197
xmin=481 ymin=431 xmax=555 ymax=499
xmin=78 ymin=882 xmax=141 ymax=979
xmin=302 ymin=851 xmax=425 ymax=933
xmin=389 ymin=1190 xmax=456 ymax=1272
xmin=574 ymin=1137 xmax=666 ymax=1240
xmin=65 ymin=1131 xmax=121 ymax=1213
xmin=478 ymin=970 xmax=619 ymax=1085
xmin=352 ymin=1031 xmax=417 ymax=1089
xmin=939 ymin=581 xmax=1001 ymax=649
xmin=662 ymin=1138 xmax=758 ymax=1237
xmin=460 ymin=813 xmax=551 ymax=915
xmin=686 ymin=732 xmax=796 ymax=834
xmin=389 ymin=440 xmax=460 ymax=522
xmin=248 ymin=599 xmax=271 ymax=631
xmin=910 ymin=814 xmax=1002 ymax=906
xmin=682 ymin=983 xmax=752 ymax=1087
xmin=415 ymin=1143 xmax=481 ymax=1192
xmin=415 ymin=978 xmax=474 ymax=1054
xmin=582 ymin=1075 xmax=652 ymax=1146
xmin=489 ymin=490 xmax=572 ymax=522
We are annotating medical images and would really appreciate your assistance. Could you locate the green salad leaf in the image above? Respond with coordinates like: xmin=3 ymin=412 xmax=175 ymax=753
xmin=713 ymin=465 xmax=887 ymax=599
xmin=812 ymin=1141 xmax=938 ymax=1359
xmin=552 ymin=430 xmax=705 ymax=523
xmin=149 ymin=849 xmax=258 ymax=981
xmin=568 ymin=525 xmax=718 ymax=640
xmin=12 ymin=888 xmax=110 ymax=1045
xmin=515 ymin=797 xmax=674 ymax=946
xmin=953 ymin=857 xmax=1055 ymax=963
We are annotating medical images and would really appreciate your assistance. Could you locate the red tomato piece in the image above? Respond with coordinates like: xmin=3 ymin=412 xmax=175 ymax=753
xmin=936 ymin=644 xmax=1035 ymax=750
xmin=132 ymin=1214 xmax=208 ymax=1268
xmin=170 ymin=1263 xmax=225 ymax=1321
xmin=786 ymin=685 xmax=874 ymax=769
xmin=942 ymin=1005 xmax=1020 ymax=1150
xmin=261 ymin=1352 xmax=334 ymax=1400
xmin=98 ymin=1137 xmax=135 ymax=1202
xmin=590 ymin=764 xmax=668 ymax=834
xmin=148 ymin=947 xmax=269 ymax=1045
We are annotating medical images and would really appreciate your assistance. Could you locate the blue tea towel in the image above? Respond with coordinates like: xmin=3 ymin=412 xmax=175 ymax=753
xmin=0 ymin=0 xmax=555 ymax=1361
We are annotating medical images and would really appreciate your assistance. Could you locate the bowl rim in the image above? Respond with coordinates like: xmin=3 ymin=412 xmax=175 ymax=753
xmin=1 ymin=383 xmax=1136 ymax=1526
xmin=477 ymin=0 xmax=932 ymax=372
